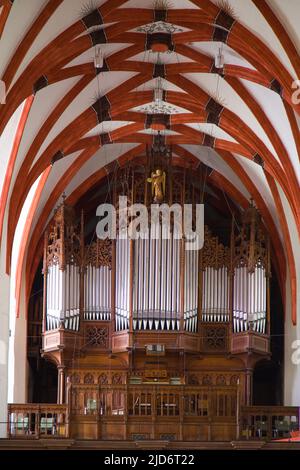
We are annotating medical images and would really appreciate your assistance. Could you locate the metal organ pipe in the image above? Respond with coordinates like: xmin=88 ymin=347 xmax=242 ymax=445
xmin=176 ymin=239 xmax=180 ymax=330
xmin=133 ymin=237 xmax=139 ymax=330
xmin=115 ymin=238 xmax=130 ymax=331
xmin=95 ymin=267 xmax=99 ymax=319
xmin=116 ymin=241 xmax=119 ymax=329
xmin=166 ymin=236 xmax=171 ymax=330
xmin=232 ymin=264 xmax=267 ymax=334
xmin=92 ymin=266 xmax=95 ymax=319
xmin=202 ymin=263 xmax=229 ymax=325
xmin=172 ymin=236 xmax=177 ymax=329
xmin=183 ymin=249 xmax=198 ymax=332
xmin=139 ymin=238 xmax=144 ymax=330
xmin=144 ymin=237 xmax=149 ymax=328
xmin=89 ymin=264 xmax=92 ymax=320
xmin=161 ymin=237 xmax=166 ymax=330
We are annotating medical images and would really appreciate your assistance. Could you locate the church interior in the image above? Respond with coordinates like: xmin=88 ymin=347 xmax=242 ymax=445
xmin=0 ymin=0 xmax=299 ymax=450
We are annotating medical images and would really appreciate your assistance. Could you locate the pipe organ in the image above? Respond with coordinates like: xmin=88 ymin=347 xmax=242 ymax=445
xmin=41 ymin=149 xmax=272 ymax=426
xmin=43 ymin=162 xmax=271 ymax=339
xmin=43 ymin=175 xmax=270 ymax=340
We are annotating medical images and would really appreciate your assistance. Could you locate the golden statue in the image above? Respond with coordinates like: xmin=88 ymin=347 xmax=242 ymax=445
xmin=147 ymin=169 xmax=166 ymax=203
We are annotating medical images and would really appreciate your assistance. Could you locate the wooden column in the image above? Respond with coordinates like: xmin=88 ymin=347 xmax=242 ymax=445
xmin=236 ymin=379 xmax=240 ymax=439
xmin=179 ymin=385 xmax=184 ymax=440
xmin=151 ymin=389 xmax=156 ymax=439
xmin=57 ymin=366 xmax=65 ymax=404
xmin=124 ymin=384 xmax=128 ymax=440
xmin=245 ymin=369 xmax=253 ymax=406
xmin=65 ymin=377 xmax=72 ymax=438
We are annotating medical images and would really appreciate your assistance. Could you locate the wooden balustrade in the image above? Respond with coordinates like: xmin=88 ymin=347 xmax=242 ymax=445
xmin=7 ymin=404 xmax=69 ymax=439
xmin=240 ymin=406 xmax=299 ymax=441
xmin=68 ymin=384 xmax=237 ymax=418
xmin=8 ymin=394 xmax=298 ymax=442
xmin=66 ymin=384 xmax=239 ymax=440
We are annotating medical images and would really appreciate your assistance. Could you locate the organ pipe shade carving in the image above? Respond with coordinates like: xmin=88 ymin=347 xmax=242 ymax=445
xmin=232 ymin=204 xmax=270 ymax=334
xmin=84 ymin=239 xmax=112 ymax=321
xmin=44 ymin=200 xmax=83 ymax=331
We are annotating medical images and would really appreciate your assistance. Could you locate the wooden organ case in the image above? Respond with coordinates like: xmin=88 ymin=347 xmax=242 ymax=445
xmin=41 ymin=151 xmax=271 ymax=442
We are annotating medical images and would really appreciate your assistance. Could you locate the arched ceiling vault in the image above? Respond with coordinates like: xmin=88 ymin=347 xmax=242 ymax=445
xmin=0 ymin=0 xmax=299 ymax=323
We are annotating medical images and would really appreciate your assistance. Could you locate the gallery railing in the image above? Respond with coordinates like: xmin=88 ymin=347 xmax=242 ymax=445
xmin=7 ymin=404 xmax=69 ymax=439
xmin=7 ymin=397 xmax=299 ymax=442
xmin=240 ymin=406 xmax=299 ymax=441
xmin=68 ymin=384 xmax=238 ymax=419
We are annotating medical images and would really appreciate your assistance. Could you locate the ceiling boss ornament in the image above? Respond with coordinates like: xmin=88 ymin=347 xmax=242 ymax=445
xmin=137 ymin=0 xmax=181 ymax=53
xmin=137 ymin=21 xmax=183 ymax=36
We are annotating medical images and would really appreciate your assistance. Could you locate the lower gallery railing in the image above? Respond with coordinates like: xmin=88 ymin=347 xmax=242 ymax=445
xmin=7 ymin=388 xmax=299 ymax=441
xmin=241 ymin=406 xmax=299 ymax=441
xmin=7 ymin=404 xmax=68 ymax=439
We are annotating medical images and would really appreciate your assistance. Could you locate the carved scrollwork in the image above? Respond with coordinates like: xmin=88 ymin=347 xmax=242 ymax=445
xmin=85 ymin=239 xmax=112 ymax=268
xmin=230 ymin=375 xmax=239 ymax=385
xmin=159 ymin=434 xmax=176 ymax=441
xmin=70 ymin=373 xmax=81 ymax=384
xmin=216 ymin=375 xmax=226 ymax=385
xmin=86 ymin=326 xmax=108 ymax=348
xmin=131 ymin=434 xmax=149 ymax=440
xmin=112 ymin=373 xmax=122 ymax=385
xmin=188 ymin=374 xmax=199 ymax=385
xmin=46 ymin=201 xmax=82 ymax=268
xmin=202 ymin=325 xmax=228 ymax=351
xmin=202 ymin=375 xmax=212 ymax=385
xmin=234 ymin=205 xmax=269 ymax=273
xmin=98 ymin=373 xmax=108 ymax=385
xmin=84 ymin=373 xmax=94 ymax=384
xmin=201 ymin=226 xmax=230 ymax=269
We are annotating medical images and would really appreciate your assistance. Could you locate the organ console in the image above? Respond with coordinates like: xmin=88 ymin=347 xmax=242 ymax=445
xmin=40 ymin=146 xmax=272 ymax=440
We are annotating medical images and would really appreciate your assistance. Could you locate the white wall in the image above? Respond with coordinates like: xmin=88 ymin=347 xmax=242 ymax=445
xmin=0 ymin=101 xmax=24 ymax=191
xmin=8 ymin=178 xmax=40 ymax=405
xmin=0 ymin=211 xmax=10 ymax=437
xmin=284 ymin=273 xmax=300 ymax=405
xmin=280 ymin=184 xmax=300 ymax=406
